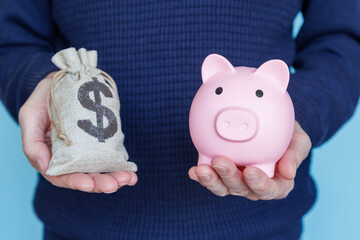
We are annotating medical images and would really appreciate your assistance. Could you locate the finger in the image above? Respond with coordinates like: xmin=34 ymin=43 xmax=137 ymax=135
xmin=278 ymin=122 xmax=312 ymax=180
xmin=195 ymin=165 xmax=229 ymax=197
xmin=212 ymin=157 xmax=252 ymax=196
xmin=127 ymin=172 xmax=138 ymax=186
xmin=272 ymin=176 xmax=295 ymax=200
xmin=91 ymin=173 xmax=119 ymax=194
xmin=188 ymin=166 xmax=200 ymax=181
xmin=244 ymin=167 xmax=280 ymax=200
xmin=45 ymin=173 xmax=95 ymax=192
xmin=108 ymin=171 xmax=135 ymax=187
xmin=191 ymin=164 xmax=260 ymax=200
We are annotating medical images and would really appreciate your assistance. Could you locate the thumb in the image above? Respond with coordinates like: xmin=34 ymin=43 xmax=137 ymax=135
xmin=20 ymin=107 xmax=52 ymax=174
xmin=277 ymin=149 xmax=298 ymax=180
xmin=277 ymin=122 xmax=311 ymax=180
xmin=19 ymin=79 xmax=53 ymax=174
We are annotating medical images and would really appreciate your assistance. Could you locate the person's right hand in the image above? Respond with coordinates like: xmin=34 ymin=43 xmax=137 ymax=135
xmin=18 ymin=73 xmax=137 ymax=193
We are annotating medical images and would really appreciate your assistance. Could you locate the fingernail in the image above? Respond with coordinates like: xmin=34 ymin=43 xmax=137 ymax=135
xmin=245 ymin=173 xmax=259 ymax=183
xmin=36 ymin=159 xmax=43 ymax=172
xmin=119 ymin=183 xmax=127 ymax=187
xmin=213 ymin=165 xmax=227 ymax=174
xmin=199 ymin=175 xmax=211 ymax=181
xmin=105 ymin=190 xmax=117 ymax=194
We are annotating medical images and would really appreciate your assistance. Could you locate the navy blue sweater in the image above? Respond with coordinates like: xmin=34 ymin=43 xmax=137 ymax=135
xmin=1 ymin=0 xmax=360 ymax=239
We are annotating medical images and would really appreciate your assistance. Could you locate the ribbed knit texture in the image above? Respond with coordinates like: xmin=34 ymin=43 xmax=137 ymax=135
xmin=0 ymin=0 xmax=359 ymax=239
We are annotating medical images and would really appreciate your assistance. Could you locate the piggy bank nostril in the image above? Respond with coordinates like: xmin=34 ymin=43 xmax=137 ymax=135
xmin=243 ymin=123 xmax=249 ymax=130
xmin=223 ymin=121 xmax=230 ymax=128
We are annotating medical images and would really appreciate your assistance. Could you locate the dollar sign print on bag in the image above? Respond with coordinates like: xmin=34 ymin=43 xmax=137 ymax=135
xmin=46 ymin=47 xmax=137 ymax=176
xmin=77 ymin=77 xmax=118 ymax=142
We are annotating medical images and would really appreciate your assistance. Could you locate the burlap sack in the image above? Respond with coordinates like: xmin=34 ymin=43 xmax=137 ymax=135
xmin=46 ymin=47 xmax=137 ymax=176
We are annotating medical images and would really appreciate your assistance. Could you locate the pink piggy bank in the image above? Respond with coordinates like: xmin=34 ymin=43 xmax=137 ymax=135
xmin=189 ymin=54 xmax=295 ymax=178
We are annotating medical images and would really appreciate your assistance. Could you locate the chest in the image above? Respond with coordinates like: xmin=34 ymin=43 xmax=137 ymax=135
xmin=52 ymin=0 xmax=303 ymax=48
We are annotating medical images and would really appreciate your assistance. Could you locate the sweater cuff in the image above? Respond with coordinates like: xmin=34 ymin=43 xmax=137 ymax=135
xmin=288 ymin=72 xmax=324 ymax=147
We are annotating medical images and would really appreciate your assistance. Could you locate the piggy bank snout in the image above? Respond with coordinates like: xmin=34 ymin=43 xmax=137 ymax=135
xmin=215 ymin=109 xmax=258 ymax=141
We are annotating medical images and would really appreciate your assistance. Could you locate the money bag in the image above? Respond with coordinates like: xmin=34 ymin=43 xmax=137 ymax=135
xmin=46 ymin=47 xmax=137 ymax=176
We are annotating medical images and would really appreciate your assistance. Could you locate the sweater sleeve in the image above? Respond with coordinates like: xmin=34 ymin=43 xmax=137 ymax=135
xmin=0 ymin=0 xmax=58 ymax=122
xmin=288 ymin=0 xmax=360 ymax=147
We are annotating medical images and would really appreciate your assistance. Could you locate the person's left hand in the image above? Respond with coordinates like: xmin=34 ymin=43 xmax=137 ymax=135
xmin=188 ymin=121 xmax=311 ymax=200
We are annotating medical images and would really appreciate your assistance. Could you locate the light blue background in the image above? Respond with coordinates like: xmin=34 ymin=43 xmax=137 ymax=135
xmin=0 ymin=13 xmax=359 ymax=240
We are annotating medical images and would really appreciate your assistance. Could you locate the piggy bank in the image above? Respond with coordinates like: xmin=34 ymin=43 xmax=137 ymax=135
xmin=189 ymin=54 xmax=295 ymax=178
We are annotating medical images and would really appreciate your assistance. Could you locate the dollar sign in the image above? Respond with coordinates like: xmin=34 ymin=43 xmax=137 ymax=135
xmin=77 ymin=77 xmax=118 ymax=142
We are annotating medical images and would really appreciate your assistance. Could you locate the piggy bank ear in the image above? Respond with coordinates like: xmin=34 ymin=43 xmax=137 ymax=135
xmin=254 ymin=60 xmax=290 ymax=92
xmin=201 ymin=54 xmax=235 ymax=83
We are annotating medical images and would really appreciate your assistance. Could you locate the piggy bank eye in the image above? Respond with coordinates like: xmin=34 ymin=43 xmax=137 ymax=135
xmin=215 ymin=87 xmax=223 ymax=95
xmin=256 ymin=89 xmax=263 ymax=98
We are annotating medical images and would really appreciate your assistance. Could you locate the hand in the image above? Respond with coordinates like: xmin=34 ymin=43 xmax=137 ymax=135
xmin=18 ymin=73 xmax=137 ymax=193
xmin=188 ymin=121 xmax=311 ymax=200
